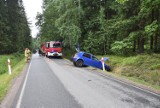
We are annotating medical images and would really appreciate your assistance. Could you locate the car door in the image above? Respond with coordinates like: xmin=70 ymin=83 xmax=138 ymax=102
xmin=82 ymin=53 xmax=92 ymax=66
xmin=91 ymin=55 xmax=102 ymax=69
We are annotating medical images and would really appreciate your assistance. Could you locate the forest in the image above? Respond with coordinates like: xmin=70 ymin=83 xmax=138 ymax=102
xmin=36 ymin=0 xmax=160 ymax=55
xmin=0 ymin=0 xmax=31 ymax=54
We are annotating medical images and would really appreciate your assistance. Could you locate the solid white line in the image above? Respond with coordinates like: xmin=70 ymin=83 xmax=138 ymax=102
xmin=98 ymin=72 xmax=160 ymax=97
xmin=16 ymin=62 xmax=32 ymax=108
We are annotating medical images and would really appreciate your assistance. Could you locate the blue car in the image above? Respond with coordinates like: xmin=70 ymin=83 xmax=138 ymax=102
xmin=71 ymin=51 xmax=111 ymax=71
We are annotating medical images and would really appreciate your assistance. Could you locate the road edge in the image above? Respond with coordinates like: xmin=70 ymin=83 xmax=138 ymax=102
xmin=0 ymin=63 xmax=29 ymax=108
xmin=91 ymin=67 xmax=160 ymax=95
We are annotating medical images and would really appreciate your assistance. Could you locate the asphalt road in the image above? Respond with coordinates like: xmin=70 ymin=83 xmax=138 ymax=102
xmin=12 ymin=53 xmax=160 ymax=108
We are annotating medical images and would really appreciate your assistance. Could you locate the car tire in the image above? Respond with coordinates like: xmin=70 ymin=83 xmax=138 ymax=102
xmin=76 ymin=60 xmax=83 ymax=67
xmin=105 ymin=66 xmax=111 ymax=71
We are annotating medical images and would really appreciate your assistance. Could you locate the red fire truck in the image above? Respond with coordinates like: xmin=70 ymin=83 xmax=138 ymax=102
xmin=40 ymin=41 xmax=62 ymax=57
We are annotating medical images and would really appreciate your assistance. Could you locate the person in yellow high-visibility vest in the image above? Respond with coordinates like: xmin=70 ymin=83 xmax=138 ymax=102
xmin=25 ymin=48 xmax=31 ymax=62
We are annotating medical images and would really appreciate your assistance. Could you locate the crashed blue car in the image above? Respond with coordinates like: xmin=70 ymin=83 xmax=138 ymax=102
xmin=71 ymin=51 xmax=110 ymax=71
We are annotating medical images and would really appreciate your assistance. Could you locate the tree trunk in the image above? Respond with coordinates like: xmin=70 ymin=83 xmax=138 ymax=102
xmin=133 ymin=39 xmax=136 ymax=52
xmin=138 ymin=35 xmax=144 ymax=53
xmin=153 ymin=8 xmax=159 ymax=53
xmin=154 ymin=35 xmax=158 ymax=52
xmin=103 ymin=42 xmax=106 ymax=55
xmin=150 ymin=36 xmax=153 ymax=50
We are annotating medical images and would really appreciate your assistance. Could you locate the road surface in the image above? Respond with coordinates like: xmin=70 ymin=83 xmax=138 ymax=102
xmin=12 ymin=53 xmax=160 ymax=108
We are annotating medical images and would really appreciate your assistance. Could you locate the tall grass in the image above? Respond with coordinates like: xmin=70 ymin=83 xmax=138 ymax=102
xmin=107 ymin=54 xmax=160 ymax=87
xmin=0 ymin=53 xmax=23 ymax=74
xmin=0 ymin=53 xmax=25 ymax=101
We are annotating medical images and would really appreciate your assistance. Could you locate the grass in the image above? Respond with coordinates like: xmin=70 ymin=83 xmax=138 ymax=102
xmin=98 ymin=54 xmax=160 ymax=90
xmin=0 ymin=54 xmax=25 ymax=102
xmin=0 ymin=53 xmax=24 ymax=74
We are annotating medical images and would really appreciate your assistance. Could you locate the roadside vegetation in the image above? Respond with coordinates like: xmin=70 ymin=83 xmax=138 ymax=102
xmin=102 ymin=54 xmax=160 ymax=89
xmin=0 ymin=0 xmax=32 ymax=54
xmin=0 ymin=54 xmax=25 ymax=101
xmin=37 ymin=0 xmax=160 ymax=55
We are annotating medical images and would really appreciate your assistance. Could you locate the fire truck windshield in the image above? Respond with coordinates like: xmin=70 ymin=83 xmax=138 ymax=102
xmin=52 ymin=43 xmax=61 ymax=48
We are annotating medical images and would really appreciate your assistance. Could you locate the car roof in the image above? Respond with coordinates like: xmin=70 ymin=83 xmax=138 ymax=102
xmin=78 ymin=51 xmax=92 ymax=56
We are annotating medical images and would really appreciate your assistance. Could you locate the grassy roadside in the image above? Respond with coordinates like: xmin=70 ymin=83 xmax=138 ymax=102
xmin=0 ymin=56 xmax=26 ymax=102
xmin=99 ymin=54 xmax=160 ymax=90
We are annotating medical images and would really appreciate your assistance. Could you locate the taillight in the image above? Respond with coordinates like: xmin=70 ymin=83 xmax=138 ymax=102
xmin=74 ymin=54 xmax=77 ymax=58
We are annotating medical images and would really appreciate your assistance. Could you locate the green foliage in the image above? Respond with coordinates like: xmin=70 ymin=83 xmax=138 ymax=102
xmin=0 ymin=54 xmax=24 ymax=74
xmin=111 ymin=39 xmax=132 ymax=55
xmin=129 ymin=30 xmax=143 ymax=40
xmin=116 ymin=0 xmax=128 ymax=4
xmin=37 ymin=0 xmax=82 ymax=48
xmin=37 ymin=0 xmax=160 ymax=55
xmin=0 ymin=56 xmax=9 ymax=74
xmin=83 ymin=32 xmax=102 ymax=54
xmin=0 ymin=0 xmax=31 ymax=54
xmin=32 ymin=38 xmax=41 ymax=50
xmin=145 ymin=20 xmax=159 ymax=37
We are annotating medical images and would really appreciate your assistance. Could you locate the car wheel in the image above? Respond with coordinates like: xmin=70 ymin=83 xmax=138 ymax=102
xmin=105 ymin=66 xmax=111 ymax=71
xmin=76 ymin=60 xmax=83 ymax=67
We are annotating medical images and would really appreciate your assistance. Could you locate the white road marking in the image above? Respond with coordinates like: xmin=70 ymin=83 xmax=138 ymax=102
xmin=16 ymin=62 xmax=32 ymax=108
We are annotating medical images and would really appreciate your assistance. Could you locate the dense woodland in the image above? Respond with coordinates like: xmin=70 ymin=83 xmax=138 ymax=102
xmin=36 ymin=0 xmax=160 ymax=55
xmin=0 ymin=0 xmax=31 ymax=54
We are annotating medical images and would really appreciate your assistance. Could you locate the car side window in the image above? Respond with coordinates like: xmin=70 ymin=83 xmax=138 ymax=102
xmin=92 ymin=56 xmax=99 ymax=61
xmin=83 ymin=53 xmax=91 ymax=59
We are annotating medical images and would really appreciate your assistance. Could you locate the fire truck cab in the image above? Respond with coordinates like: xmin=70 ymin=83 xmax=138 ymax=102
xmin=40 ymin=41 xmax=62 ymax=57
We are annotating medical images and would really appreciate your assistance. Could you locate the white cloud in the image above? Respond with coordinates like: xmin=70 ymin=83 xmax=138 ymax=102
xmin=23 ymin=0 xmax=43 ymax=38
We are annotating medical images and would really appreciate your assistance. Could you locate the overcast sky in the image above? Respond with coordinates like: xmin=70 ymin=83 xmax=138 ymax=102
xmin=23 ymin=0 xmax=43 ymax=38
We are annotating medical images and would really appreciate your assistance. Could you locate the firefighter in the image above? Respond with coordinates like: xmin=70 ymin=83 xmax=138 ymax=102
xmin=25 ymin=48 xmax=31 ymax=62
